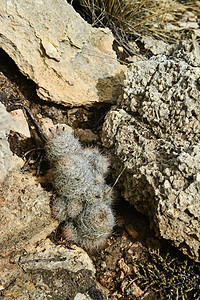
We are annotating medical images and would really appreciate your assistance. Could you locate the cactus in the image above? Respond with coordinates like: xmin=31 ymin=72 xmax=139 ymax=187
xmin=83 ymin=147 xmax=110 ymax=179
xmin=62 ymin=222 xmax=79 ymax=243
xmin=45 ymin=129 xmax=83 ymax=163
xmin=50 ymin=197 xmax=68 ymax=222
xmin=53 ymin=154 xmax=95 ymax=198
xmin=45 ymin=126 xmax=115 ymax=250
xmin=65 ymin=196 xmax=84 ymax=219
xmin=79 ymin=202 xmax=115 ymax=239
xmin=62 ymin=203 xmax=115 ymax=250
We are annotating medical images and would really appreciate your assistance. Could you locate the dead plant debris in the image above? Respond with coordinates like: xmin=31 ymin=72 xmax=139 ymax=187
xmin=69 ymin=0 xmax=200 ymax=55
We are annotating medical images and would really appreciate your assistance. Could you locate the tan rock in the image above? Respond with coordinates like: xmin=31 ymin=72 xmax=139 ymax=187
xmin=0 ymin=0 xmax=126 ymax=106
xmin=75 ymin=128 xmax=99 ymax=143
xmin=0 ymin=103 xmax=23 ymax=182
xmin=16 ymin=238 xmax=95 ymax=273
xmin=9 ymin=109 xmax=30 ymax=138
xmin=0 ymin=170 xmax=58 ymax=255
xmin=0 ymin=239 xmax=107 ymax=299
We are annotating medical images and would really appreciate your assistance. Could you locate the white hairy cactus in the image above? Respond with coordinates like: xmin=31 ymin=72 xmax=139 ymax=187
xmin=45 ymin=126 xmax=115 ymax=250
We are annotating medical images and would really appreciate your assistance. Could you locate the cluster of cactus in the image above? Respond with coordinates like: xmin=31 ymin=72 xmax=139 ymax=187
xmin=45 ymin=126 xmax=115 ymax=250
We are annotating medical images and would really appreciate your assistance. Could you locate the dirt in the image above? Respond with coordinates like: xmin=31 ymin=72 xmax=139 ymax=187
xmin=0 ymin=48 xmax=200 ymax=300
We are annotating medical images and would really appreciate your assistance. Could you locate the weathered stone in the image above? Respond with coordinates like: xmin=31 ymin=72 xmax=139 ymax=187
xmin=0 ymin=170 xmax=58 ymax=255
xmin=141 ymin=36 xmax=170 ymax=55
xmin=0 ymin=104 xmax=57 ymax=254
xmin=19 ymin=239 xmax=95 ymax=273
xmin=75 ymin=128 xmax=99 ymax=143
xmin=1 ymin=239 xmax=107 ymax=299
xmin=0 ymin=104 xmax=24 ymax=182
xmin=101 ymin=42 xmax=200 ymax=261
xmin=0 ymin=0 xmax=126 ymax=106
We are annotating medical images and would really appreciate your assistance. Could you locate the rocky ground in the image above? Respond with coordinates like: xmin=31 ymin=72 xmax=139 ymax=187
xmin=0 ymin=44 xmax=199 ymax=299
xmin=0 ymin=1 xmax=200 ymax=299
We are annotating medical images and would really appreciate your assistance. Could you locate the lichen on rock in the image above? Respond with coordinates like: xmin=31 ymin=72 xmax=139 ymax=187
xmin=101 ymin=41 xmax=200 ymax=261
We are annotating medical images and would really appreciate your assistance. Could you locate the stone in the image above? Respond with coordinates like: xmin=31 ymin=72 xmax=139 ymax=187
xmin=0 ymin=0 xmax=126 ymax=106
xmin=0 ymin=170 xmax=58 ymax=256
xmin=0 ymin=105 xmax=58 ymax=256
xmin=141 ymin=36 xmax=170 ymax=55
xmin=0 ymin=103 xmax=24 ymax=182
xmin=1 ymin=239 xmax=107 ymax=299
xmin=75 ymin=128 xmax=99 ymax=143
xmin=101 ymin=42 xmax=200 ymax=261
xmin=9 ymin=109 xmax=30 ymax=138
xmin=125 ymin=224 xmax=138 ymax=240
xmin=74 ymin=293 xmax=92 ymax=300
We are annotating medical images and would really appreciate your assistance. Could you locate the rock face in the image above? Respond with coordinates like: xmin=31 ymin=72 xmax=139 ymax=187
xmin=102 ymin=42 xmax=200 ymax=261
xmin=0 ymin=0 xmax=125 ymax=106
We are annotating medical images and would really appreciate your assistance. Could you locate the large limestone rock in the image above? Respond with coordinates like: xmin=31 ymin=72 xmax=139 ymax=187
xmin=0 ymin=0 xmax=126 ymax=106
xmin=101 ymin=42 xmax=200 ymax=261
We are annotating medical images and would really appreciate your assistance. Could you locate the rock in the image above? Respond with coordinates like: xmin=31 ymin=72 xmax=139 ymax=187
xmin=1 ymin=239 xmax=107 ymax=299
xmin=0 ymin=103 xmax=23 ymax=182
xmin=18 ymin=239 xmax=95 ymax=273
xmin=128 ymin=281 xmax=143 ymax=298
xmin=0 ymin=0 xmax=126 ymax=106
xmin=67 ymin=108 xmax=89 ymax=128
xmin=0 ymin=170 xmax=58 ymax=256
xmin=117 ymin=258 xmax=130 ymax=274
xmin=74 ymin=293 xmax=92 ymax=300
xmin=101 ymin=42 xmax=200 ymax=261
xmin=9 ymin=109 xmax=30 ymax=138
xmin=141 ymin=36 xmax=171 ymax=55
xmin=0 ymin=105 xmax=58 ymax=255
xmin=75 ymin=128 xmax=99 ymax=143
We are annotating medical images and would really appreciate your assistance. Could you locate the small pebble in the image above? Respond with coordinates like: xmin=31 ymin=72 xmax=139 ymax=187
xmin=119 ymin=270 xmax=124 ymax=280
xmin=117 ymin=258 xmax=130 ymax=273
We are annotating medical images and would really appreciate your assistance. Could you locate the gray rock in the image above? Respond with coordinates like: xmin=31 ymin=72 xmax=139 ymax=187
xmin=1 ymin=239 xmax=107 ymax=299
xmin=74 ymin=293 xmax=91 ymax=300
xmin=0 ymin=104 xmax=23 ymax=182
xmin=0 ymin=0 xmax=126 ymax=106
xmin=101 ymin=42 xmax=200 ymax=261
xmin=0 ymin=106 xmax=55 ymax=257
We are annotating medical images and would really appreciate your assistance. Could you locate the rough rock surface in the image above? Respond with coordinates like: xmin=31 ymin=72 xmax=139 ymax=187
xmin=0 ymin=170 xmax=58 ymax=255
xmin=0 ymin=103 xmax=24 ymax=182
xmin=1 ymin=239 xmax=107 ymax=299
xmin=0 ymin=0 xmax=125 ymax=106
xmin=101 ymin=42 xmax=200 ymax=261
